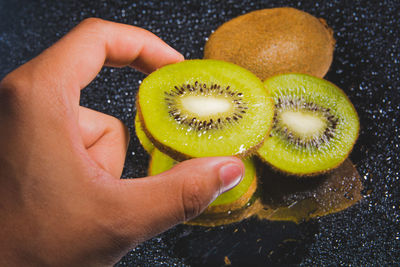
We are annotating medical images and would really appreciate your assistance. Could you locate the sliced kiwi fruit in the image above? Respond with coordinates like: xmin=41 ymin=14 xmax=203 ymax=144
xmin=204 ymin=7 xmax=335 ymax=80
xmin=137 ymin=59 xmax=274 ymax=161
xmin=257 ymin=74 xmax=359 ymax=176
xmin=148 ymin=148 xmax=177 ymax=176
xmin=134 ymin=111 xmax=155 ymax=154
xmin=148 ymin=148 xmax=258 ymax=213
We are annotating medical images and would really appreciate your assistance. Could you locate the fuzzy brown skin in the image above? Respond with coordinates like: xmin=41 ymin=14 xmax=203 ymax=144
xmin=204 ymin=7 xmax=336 ymax=80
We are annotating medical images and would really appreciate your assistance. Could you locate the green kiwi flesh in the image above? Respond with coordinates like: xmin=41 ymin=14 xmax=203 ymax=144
xmin=138 ymin=59 xmax=274 ymax=161
xmin=135 ymin=111 xmax=155 ymax=154
xmin=148 ymin=149 xmax=257 ymax=208
xmin=257 ymin=74 xmax=359 ymax=176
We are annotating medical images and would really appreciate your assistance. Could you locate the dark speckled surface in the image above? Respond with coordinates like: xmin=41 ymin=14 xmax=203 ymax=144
xmin=1 ymin=0 xmax=399 ymax=266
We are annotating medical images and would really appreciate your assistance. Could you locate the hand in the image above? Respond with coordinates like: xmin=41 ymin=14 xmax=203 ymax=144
xmin=0 ymin=18 xmax=244 ymax=266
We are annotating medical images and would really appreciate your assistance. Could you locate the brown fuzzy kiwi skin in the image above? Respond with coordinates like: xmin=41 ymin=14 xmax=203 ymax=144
xmin=204 ymin=7 xmax=336 ymax=80
xmin=136 ymin=95 xmax=273 ymax=162
xmin=257 ymin=73 xmax=360 ymax=177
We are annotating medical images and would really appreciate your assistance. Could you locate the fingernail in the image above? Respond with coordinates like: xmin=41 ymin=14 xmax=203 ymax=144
xmin=219 ymin=162 xmax=244 ymax=193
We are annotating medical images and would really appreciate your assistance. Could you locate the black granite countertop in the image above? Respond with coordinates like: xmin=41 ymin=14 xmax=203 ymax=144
xmin=1 ymin=0 xmax=399 ymax=266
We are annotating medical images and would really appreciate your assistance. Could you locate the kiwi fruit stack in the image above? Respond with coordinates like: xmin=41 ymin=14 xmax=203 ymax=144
xmin=135 ymin=59 xmax=274 ymax=225
xmin=204 ymin=7 xmax=335 ymax=80
xmin=136 ymin=65 xmax=360 ymax=224
xmin=134 ymin=8 xmax=361 ymax=225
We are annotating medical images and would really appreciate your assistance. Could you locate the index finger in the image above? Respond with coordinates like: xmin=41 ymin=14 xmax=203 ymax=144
xmin=5 ymin=18 xmax=183 ymax=100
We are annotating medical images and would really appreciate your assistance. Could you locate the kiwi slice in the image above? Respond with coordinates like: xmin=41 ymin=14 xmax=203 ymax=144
xmin=257 ymin=74 xmax=359 ymax=176
xmin=148 ymin=148 xmax=258 ymax=212
xmin=137 ymin=59 xmax=274 ymax=161
xmin=204 ymin=7 xmax=335 ymax=80
xmin=148 ymin=149 xmax=177 ymax=176
xmin=134 ymin=111 xmax=155 ymax=154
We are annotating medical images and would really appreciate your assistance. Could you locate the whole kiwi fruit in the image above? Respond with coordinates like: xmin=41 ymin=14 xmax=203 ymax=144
xmin=204 ymin=7 xmax=336 ymax=80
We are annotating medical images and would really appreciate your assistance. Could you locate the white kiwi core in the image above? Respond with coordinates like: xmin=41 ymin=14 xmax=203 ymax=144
xmin=180 ymin=96 xmax=233 ymax=117
xmin=280 ymin=110 xmax=326 ymax=138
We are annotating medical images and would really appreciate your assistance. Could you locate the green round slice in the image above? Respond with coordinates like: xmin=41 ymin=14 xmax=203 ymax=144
xmin=138 ymin=59 xmax=274 ymax=160
xmin=258 ymin=73 xmax=359 ymax=176
xmin=148 ymin=149 xmax=257 ymax=207
xmin=135 ymin=111 xmax=155 ymax=154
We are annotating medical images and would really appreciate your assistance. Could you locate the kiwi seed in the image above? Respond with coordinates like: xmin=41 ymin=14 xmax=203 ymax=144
xmin=164 ymin=82 xmax=248 ymax=131
xmin=272 ymin=95 xmax=339 ymax=150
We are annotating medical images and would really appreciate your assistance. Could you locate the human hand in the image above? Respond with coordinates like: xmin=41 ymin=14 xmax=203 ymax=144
xmin=0 ymin=18 xmax=244 ymax=266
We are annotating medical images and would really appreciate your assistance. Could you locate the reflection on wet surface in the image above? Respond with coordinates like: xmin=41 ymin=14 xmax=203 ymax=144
xmin=189 ymin=158 xmax=363 ymax=226
xmin=171 ymin=217 xmax=319 ymax=266
xmin=256 ymin=158 xmax=363 ymax=223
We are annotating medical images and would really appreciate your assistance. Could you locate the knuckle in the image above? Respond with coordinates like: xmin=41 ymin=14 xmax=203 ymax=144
xmin=78 ymin=18 xmax=109 ymax=35
xmin=0 ymin=74 xmax=23 ymax=114
xmin=1 ymin=70 xmax=22 ymax=92
xmin=121 ymin=121 xmax=130 ymax=145
xmin=181 ymin=176 xmax=207 ymax=221
xmin=80 ymin=17 xmax=106 ymax=28
xmin=108 ymin=116 xmax=130 ymax=145
xmin=114 ymin=117 xmax=128 ymax=132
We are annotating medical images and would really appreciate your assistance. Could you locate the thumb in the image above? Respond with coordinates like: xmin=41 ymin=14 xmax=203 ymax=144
xmin=115 ymin=157 xmax=244 ymax=242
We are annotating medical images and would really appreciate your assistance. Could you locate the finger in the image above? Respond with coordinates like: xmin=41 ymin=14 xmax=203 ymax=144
xmin=110 ymin=157 xmax=244 ymax=243
xmin=4 ymin=18 xmax=184 ymax=106
xmin=79 ymin=106 xmax=129 ymax=178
